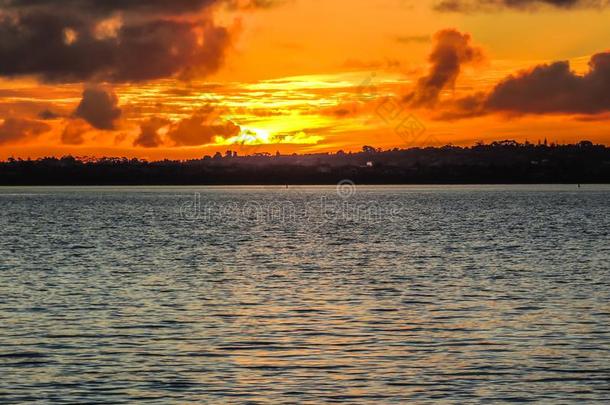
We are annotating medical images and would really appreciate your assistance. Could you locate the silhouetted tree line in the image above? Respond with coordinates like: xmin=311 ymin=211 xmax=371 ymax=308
xmin=1 ymin=140 xmax=609 ymax=185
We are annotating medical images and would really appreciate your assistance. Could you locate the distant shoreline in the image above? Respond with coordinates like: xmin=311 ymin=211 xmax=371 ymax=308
xmin=2 ymin=141 xmax=609 ymax=186
xmin=1 ymin=184 xmax=608 ymax=187
xmin=0 ymin=182 xmax=608 ymax=187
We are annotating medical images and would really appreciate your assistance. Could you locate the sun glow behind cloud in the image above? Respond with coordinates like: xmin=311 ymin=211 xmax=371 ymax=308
xmin=216 ymin=126 xmax=324 ymax=146
xmin=1 ymin=0 xmax=610 ymax=159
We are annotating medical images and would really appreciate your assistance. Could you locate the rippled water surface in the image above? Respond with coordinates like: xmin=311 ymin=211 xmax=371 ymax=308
xmin=1 ymin=185 xmax=609 ymax=404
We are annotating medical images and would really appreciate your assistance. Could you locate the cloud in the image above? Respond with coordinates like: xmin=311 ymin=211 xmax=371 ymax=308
xmin=0 ymin=1 xmax=219 ymax=16
xmin=405 ymin=29 xmax=483 ymax=107
xmin=434 ymin=0 xmax=610 ymax=12
xmin=0 ymin=118 xmax=51 ymax=144
xmin=402 ymin=29 xmax=610 ymax=119
xmin=74 ymin=86 xmax=121 ymax=130
xmin=317 ymin=100 xmax=375 ymax=118
xmin=436 ymin=51 xmax=610 ymax=119
xmin=167 ymin=110 xmax=241 ymax=146
xmin=433 ymin=92 xmax=488 ymax=120
xmin=486 ymin=52 xmax=610 ymax=114
xmin=38 ymin=109 xmax=62 ymax=120
xmin=0 ymin=0 xmax=284 ymax=82
xmin=0 ymin=12 xmax=231 ymax=82
xmin=61 ymin=119 xmax=90 ymax=145
xmin=134 ymin=117 xmax=170 ymax=148
xmin=225 ymin=0 xmax=289 ymax=10
xmin=0 ymin=0 xmax=285 ymax=16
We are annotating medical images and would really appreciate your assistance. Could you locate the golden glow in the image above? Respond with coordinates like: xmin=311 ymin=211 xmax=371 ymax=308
xmin=1 ymin=1 xmax=610 ymax=159
xmin=216 ymin=126 xmax=324 ymax=146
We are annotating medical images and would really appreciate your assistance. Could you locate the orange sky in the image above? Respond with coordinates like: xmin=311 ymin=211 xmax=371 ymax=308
xmin=0 ymin=0 xmax=609 ymax=160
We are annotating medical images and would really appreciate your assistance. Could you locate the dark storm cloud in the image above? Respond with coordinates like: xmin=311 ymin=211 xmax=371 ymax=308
xmin=0 ymin=117 xmax=51 ymax=144
xmin=436 ymin=51 xmax=610 ymax=119
xmin=0 ymin=0 xmax=280 ymax=83
xmin=0 ymin=1 xmax=218 ymax=16
xmin=0 ymin=11 xmax=231 ymax=82
xmin=434 ymin=0 xmax=609 ymax=12
xmin=486 ymin=52 xmax=610 ymax=114
xmin=403 ymin=28 xmax=610 ymax=119
xmin=405 ymin=29 xmax=483 ymax=107
xmin=1 ymin=0 xmax=286 ymax=13
xmin=74 ymin=86 xmax=121 ymax=130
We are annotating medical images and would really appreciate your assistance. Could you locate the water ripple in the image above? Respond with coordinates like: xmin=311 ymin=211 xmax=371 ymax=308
xmin=1 ymin=185 xmax=609 ymax=403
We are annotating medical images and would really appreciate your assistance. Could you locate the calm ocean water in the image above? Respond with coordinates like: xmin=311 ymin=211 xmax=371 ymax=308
xmin=1 ymin=185 xmax=609 ymax=404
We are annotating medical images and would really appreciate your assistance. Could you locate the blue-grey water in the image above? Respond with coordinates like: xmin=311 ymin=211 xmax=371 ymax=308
xmin=1 ymin=185 xmax=609 ymax=404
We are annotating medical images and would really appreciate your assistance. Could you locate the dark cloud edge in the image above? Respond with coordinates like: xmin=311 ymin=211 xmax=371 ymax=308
xmin=434 ymin=0 xmax=610 ymax=13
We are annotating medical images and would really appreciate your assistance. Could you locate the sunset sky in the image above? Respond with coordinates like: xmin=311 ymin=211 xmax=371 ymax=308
xmin=0 ymin=0 xmax=609 ymax=160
